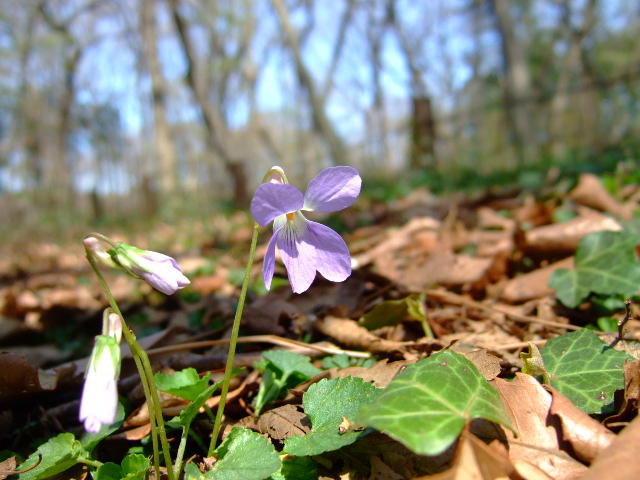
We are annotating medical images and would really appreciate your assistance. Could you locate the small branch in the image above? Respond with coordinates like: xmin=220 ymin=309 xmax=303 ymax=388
xmin=610 ymin=299 xmax=633 ymax=348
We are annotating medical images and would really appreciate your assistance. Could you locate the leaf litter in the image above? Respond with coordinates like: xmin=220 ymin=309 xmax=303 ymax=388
xmin=0 ymin=173 xmax=639 ymax=479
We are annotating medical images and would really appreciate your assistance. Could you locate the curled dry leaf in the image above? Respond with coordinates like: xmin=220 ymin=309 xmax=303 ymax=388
xmin=415 ymin=431 xmax=514 ymax=480
xmin=313 ymin=316 xmax=410 ymax=355
xmin=501 ymin=257 xmax=574 ymax=303
xmin=493 ymin=373 xmax=587 ymax=480
xmin=548 ymin=386 xmax=616 ymax=463
xmin=522 ymin=211 xmax=621 ymax=256
xmin=603 ymin=359 xmax=640 ymax=428
xmin=570 ymin=173 xmax=633 ymax=220
xmin=581 ymin=415 xmax=640 ymax=480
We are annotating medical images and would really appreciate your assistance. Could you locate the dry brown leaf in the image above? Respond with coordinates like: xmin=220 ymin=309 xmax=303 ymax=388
xmin=522 ymin=211 xmax=622 ymax=256
xmin=334 ymin=359 xmax=406 ymax=388
xmin=314 ymin=316 xmax=408 ymax=355
xmin=375 ymin=249 xmax=495 ymax=292
xmin=367 ymin=455 xmax=407 ymax=480
xmin=604 ymin=359 xmax=640 ymax=428
xmin=0 ymin=352 xmax=65 ymax=407
xmin=570 ymin=173 xmax=633 ymax=220
xmin=581 ymin=415 xmax=640 ymax=480
xmin=256 ymin=404 xmax=309 ymax=442
xmin=500 ymin=257 xmax=574 ymax=303
xmin=548 ymin=386 xmax=615 ymax=463
xmin=493 ymin=373 xmax=587 ymax=479
xmin=416 ymin=431 xmax=514 ymax=480
xmin=354 ymin=216 xmax=442 ymax=267
xmin=461 ymin=349 xmax=502 ymax=381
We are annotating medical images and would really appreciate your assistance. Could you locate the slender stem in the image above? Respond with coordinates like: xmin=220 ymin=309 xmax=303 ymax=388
xmin=77 ymin=457 xmax=103 ymax=469
xmin=85 ymin=250 xmax=176 ymax=480
xmin=173 ymin=427 xmax=190 ymax=479
xmin=208 ymin=222 xmax=260 ymax=456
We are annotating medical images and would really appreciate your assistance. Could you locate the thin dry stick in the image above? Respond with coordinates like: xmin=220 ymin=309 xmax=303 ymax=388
xmin=425 ymin=289 xmax=583 ymax=331
xmin=145 ymin=334 xmax=372 ymax=358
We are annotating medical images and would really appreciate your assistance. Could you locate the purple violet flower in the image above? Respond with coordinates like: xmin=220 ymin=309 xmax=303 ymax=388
xmin=251 ymin=166 xmax=361 ymax=293
xmin=109 ymin=243 xmax=191 ymax=295
xmin=79 ymin=334 xmax=121 ymax=433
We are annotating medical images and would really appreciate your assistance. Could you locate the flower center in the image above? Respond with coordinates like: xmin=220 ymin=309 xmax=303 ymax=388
xmin=286 ymin=212 xmax=295 ymax=221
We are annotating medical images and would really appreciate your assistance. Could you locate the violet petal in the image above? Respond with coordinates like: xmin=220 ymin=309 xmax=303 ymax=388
xmin=306 ymin=221 xmax=352 ymax=282
xmin=278 ymin=218 xmax=317 ymax=293
xmin=303 ymin=166 xmax=362 ymax=212
xmin=251 ymin=183 xmax=304 ymax=226
xmin=262 ymin=226 xmax=281 ymax=290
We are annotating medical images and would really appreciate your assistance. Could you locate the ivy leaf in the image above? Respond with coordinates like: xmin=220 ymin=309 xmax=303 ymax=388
xmin=358 ymin=350 xmax=514 ymax=456
xmin=155 ymin=367 xmax=210 ymax=401
xmin=284 ymin=377 xmax=380 ymax=456
xmin=541 ymin=329 xmax=633 ymax=414
xmin=253 ymin=351 xmax=322 ymax=415
xmin=17 ymin=433 xmax=84 ymax=480
xmin=549 ymin=230 xmax=640 ymax=308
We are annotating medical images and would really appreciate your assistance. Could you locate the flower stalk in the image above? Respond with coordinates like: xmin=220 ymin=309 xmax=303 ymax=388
xmin=84 ymin=234 xmax=180 ymax=480
xmin=208 ymin=221 xmax=260 ymax=455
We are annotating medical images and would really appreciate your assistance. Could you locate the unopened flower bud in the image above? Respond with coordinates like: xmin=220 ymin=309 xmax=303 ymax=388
xmin=110 ymin=243 xmax=190 ymax=295
xmin=79 ymin=335 xmax=121 ymax=433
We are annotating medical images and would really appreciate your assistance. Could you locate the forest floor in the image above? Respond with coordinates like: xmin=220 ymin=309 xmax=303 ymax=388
xmin=1 ymin=172 xmax=639 ymax=480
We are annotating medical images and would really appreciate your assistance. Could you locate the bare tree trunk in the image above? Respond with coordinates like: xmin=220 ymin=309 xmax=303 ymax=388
xmin=490 ymin=0 xmax=538 ymax=166
xmin=38 ymin=2 xmax=80 ymax=215
xmin=271 ymin=0 xmax=348 ymax=166
xmin=168 ymin=0 xmax=248 ymax=206
xmin=141 ymin=0 xmax=177 ymax=196
xmin=388 ymin=1 xmax=437 ymax=170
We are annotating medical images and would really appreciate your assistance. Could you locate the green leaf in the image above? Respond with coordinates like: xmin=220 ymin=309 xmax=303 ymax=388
xmin=359 ymin=296 xmax=414 ymax=330
xmin=94 ymin=462 xmax=122 ymax=480
xmin=17 ymin=433 xmax=84 ymax=480
xmin=184 ymin=462 xmax=207 ymax=480
xmin=120 ymin=454 xmax=150 ymax=480
xmin=93 ymin=455 xmax=149 ymax=480
xmin=321 ymin=353 xmax=376 ymax=369
xmin=548 ymin=230 xmax=640 ymax=308
xmin=358 ymin=350 xmax=514 ymax=456
xmin=178 ymin=381 xmax=221 ymax=428
xmin=211 ymin=427 xmax=281 ymax=480
xmin=253 ymin=351 xmax=322 ymax=415
xmin=269 ymin=455 xmax=317 ymax=480
xmin=284 ymin=377 xmax=380 ymax=456
xmin=540 ymin=329 xmax=633 ymax=414
xmin=155 ymin=367 xmax=211 ymax=401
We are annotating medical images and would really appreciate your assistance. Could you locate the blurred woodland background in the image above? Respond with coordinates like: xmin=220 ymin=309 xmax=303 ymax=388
xmin=1 ymin=0 xmax=639 ymax=234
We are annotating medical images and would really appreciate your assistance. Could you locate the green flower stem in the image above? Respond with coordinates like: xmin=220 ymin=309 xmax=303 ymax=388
xmin=77 ymin=456 xmax=103 ymax=469
xmin=173 ymin=427 xmax=189 ymax=479
xmin=208 ymin=222 xmax=260 ymax=456
xmin=85 ymin=249 xmax=176 ymax=480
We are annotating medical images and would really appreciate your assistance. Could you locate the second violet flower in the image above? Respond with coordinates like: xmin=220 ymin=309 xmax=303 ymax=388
xmin=250 ymin=166 xmax=361 ymax=294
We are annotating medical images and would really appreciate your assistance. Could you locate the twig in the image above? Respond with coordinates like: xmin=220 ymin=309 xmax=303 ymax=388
xmin=610 ymin=299 xmax=633 ymax=348
xmin=145 ymin=334 xmax=372 ymax=359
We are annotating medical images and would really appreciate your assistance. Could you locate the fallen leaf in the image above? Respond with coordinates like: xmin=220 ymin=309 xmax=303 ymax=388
xmin=257 ymin=404 xmax=310 ymax=442
xmin=581 ymin=415 xmax=640 ymax=480
xmin=570 ymin=173 xmax=633 ymax=220
xmin=493 ymin=373 xmax=587 ymax=479
xmin=548 ymin=386 xmax=615 ymax=462
xmin=522 ymin=212 xmax=622 ymax=256
xmin=416 ymin=431 xmax=514 ymax=480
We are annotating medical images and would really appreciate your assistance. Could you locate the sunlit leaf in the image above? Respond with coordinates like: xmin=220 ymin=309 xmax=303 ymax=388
xmin=358 ymin=351 xmax=514 ymax=456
